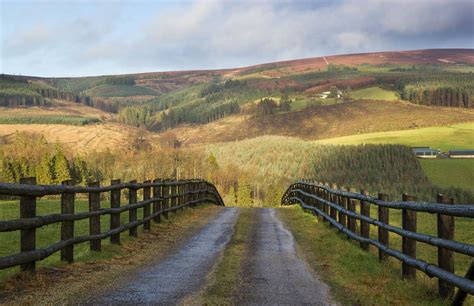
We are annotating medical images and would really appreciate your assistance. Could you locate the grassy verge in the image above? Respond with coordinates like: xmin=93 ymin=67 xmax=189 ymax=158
xmin=278 ymin=205 xmax=460 ymax=306
xmin=0 ymin=202 xmax=221 ymax=304
xmin=200 ymin=207 xmax=252 ymax=304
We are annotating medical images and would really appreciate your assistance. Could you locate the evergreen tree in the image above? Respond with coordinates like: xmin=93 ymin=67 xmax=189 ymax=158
xmin=52 ymin=146 xmax=71 ymax=183
xmin=36 ymin=154 xmax=53 ymax=185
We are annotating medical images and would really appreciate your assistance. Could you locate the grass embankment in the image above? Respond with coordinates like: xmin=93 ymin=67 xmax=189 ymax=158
xmin=200 ymin=208 xmax=253 ymax=304
xmin=349 ymin=86 xmax=399 ymax=101
xmin=0 ymin=201 xmax=220 ymax=304
xmin=279 ymin=205 xmax=473 ymax=305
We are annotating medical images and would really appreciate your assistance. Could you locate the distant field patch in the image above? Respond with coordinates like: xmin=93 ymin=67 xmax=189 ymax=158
xmin=316 ymin=122 xmax=474 ymax=151
xmin=0 ymin=115 xmax=100 ymax=126
xmin=349 ymin=86 xmax=398 ymax=101
xmin=420 ymin=159 xmax=474 ymax=192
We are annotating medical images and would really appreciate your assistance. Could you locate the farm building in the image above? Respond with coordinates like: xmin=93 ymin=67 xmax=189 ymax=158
xmin=412 ymin=147 xmax=439 ymax=158
xmin=448 ymin=150 xmax=474 ymax=158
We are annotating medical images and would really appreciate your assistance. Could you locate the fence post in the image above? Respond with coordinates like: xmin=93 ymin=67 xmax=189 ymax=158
xmin=61 ymin=180 xmax=75 ymax=263
xmin=128 ymin=180 xmax=138 ymax=237
xmin=88 ymin=181 xmax=101 ymax=252
xmin=330 ymin=183 xmax=338 ymax=226
xmin=339 ymin=187 xmax=347 ymax=228
xmin=360 ymin=189 xmax=370 ymax=251
xmin=348 ymin=187 xmax=357 ymax=234
xmin=377 ymin=193 xmax=389 ymax=261
xmin=153 ymin=179 xmax=161 ymax=223
xmin=110 ymin=179 xmax=121 ymax=245
xmin=171 ymin=181 xmax=177 ymax=213
xmin=163 ymin=180 xmax=170 ymax=219
xmin=402 ymin=193 xmax=417 ymax=279
xmin=20 ymin=177 xmax=36 ymax=273
xmin=437 ymin=194 xmax=455 ymax=299
xmin=143 ymin=180 xmax=151 ymax=230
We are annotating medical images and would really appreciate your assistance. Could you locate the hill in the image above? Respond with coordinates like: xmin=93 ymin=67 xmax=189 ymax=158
xmin=155 ymin=100 xmax=474 ymax=145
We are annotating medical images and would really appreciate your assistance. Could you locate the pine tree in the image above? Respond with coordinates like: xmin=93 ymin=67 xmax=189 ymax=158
xmin=36 ymin=154 xmax=53 ymax=185
xmin=53 ymin=146 xmax=71 ymax=183
xmin=236 ymin=179 xmax=253 ymax=207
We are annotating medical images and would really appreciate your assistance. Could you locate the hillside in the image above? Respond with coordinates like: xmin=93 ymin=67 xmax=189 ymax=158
xmin=155 ymin=100 xmax=474 ymax=145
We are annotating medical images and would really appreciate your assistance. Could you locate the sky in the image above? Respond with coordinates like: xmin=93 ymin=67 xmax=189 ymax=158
xmin=1 ymin=0 xmax=473 ymax=77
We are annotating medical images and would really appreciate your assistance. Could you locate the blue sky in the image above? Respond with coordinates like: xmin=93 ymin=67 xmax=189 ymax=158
xmin=1 ymin=0 xmax=473 ymax=77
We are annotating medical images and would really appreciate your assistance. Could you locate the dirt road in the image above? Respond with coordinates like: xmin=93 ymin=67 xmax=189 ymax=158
xmin=86 ymin=207 xmax=238 ymax=305
xmin=237 ymin=208 xmax=335 ymax=305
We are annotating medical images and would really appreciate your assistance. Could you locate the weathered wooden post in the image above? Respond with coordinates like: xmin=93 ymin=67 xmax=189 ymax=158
xmin=20 ymin=177 xmax=36 ymax=273
xmin=171 ymin=181 xmax=177 ymax=214
xmin=360 ymin=189 xmax=370 ymax=251
xmin=110 ymin=179 xmax=121 ymax=245
xmin=330 ymin=183 xmax=338 ymax=225
xmin=437 ymin=194 xmax=455 ymax=299
xmin=348 ymin=187 xmax=357 ymax=234
xmin=143 ymin=180 xmax=151 ymax=230
xmin=152 ymin=179 xmax=161 ymax=223
xmin=61 ymin=180 xmax=75 ymax=263
xmin=88 ymin=181 xmax=101 ymax=251
xmin=377 ymin=193 xmax=389 ymax=261
xmin=402 ymin=193 xmax=417 ymax=279
xmin=339 ymin=187 xmax=347 ymax=228
xmin=162 ymin=180 xmax=170 ymax=219
xmin=128 ymin=180 xmax=138 ymax=237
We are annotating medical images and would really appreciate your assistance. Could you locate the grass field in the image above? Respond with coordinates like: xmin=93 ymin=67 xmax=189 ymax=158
xmin=420 ymin=159 xmax=474 ymax=192
xmin=316 ymin=122 xmax=474 ymax=151
xmin=349 ymin=86 xmax=399 ymax=101
xmin=279 ymin=205 xmax=473 ymax=305
xmin=0 ymin=115 xmax=100 ymax=125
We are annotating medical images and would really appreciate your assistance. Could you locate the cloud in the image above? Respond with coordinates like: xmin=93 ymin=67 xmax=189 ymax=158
xmin=2 ymin=0 xmax=473 ymax=76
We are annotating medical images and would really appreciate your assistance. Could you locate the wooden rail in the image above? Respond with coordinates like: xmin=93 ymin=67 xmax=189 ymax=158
xmin=282 ymin=180 xmax=474 ymax=305
xmin=0 ymin=178 xmax=224 ymax=272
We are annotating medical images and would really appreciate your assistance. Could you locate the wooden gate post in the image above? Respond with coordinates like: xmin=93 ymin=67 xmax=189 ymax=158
xmin=402 ymin=194 xmax=417 ymax=279
xmin=437 ymin=194 xmax=455 ymax=299
xmin=61 ymin=180 xmax=75 ymax=263
xmin=20 ymin=177 xmax=37 ymax=273
xmin=110 ymin=179 xmax=121 ymax=245
xmin=377 ymin=193 xmax=389 ymax=261
xmin=143 ymin=180 xmax=151 ymax=230
xmin=88 ymin=181 xmax=101 ymax=251
xmin=152 ymin=179 xmax=161 ymax=223
xmin=128 ymin=180 xmax=138 ymax=237
xmin=360 ymin=190 xmax=370 ymax=251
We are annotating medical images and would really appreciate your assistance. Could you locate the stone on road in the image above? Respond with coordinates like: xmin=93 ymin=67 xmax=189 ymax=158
xmin=239 ymin=208 xmax=335 ymax=305
xmin=87 ymin=207 xmax=238 ymax=305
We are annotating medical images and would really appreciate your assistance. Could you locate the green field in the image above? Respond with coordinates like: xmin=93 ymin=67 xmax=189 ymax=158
xmin=420 ymin=159 xmax=474 ymax=192
xmin=349 ymin=86 xmax=399 ymax=101
xmin=0 ymin=115 xmax=100 ymax=125
xmin=316 ymin=122 xmax=474 ymax=151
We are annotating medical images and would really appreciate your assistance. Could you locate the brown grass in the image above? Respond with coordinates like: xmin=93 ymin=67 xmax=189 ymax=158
xmin=155 ymin=100 xmax=474 ymax=146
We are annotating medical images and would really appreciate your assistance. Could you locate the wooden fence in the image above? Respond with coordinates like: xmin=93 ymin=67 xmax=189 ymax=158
xmin=282 ymin=180 xmax=474 ymax=305
xmin=0 ymin=178 xmax=224 ymax=273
